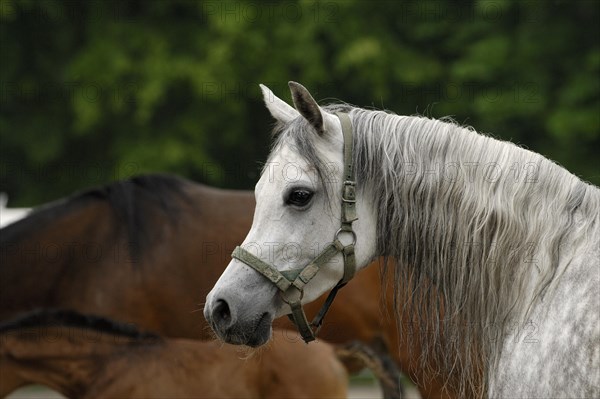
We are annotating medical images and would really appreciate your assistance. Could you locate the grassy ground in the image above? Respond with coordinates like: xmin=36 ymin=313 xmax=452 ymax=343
xmin=349 ymin=370 xmax=421 ymax=399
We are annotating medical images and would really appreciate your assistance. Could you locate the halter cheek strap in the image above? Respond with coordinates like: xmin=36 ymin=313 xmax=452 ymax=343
xmin=231 ymin=112 xmax=357 ymax=343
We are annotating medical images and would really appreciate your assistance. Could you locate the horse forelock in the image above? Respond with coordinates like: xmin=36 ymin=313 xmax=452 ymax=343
xmin=267 ymin=103 xmax=600 ymax=397
xmin=264 ymin=105 xmax=355 ymax=205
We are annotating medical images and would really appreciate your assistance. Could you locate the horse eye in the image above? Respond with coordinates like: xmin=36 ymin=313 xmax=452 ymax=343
xmin=286 ymin=189 xmax=314 ymax=207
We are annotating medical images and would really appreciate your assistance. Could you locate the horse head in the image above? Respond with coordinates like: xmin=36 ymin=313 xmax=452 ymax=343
xmin=204 ymin=82 xmax=377 ymax=346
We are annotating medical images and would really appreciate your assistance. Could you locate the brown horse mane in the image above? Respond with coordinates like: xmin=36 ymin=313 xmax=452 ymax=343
xmin=0 ymin=308 xmax=161 ymax=341
xmin=1 ymin=174 xmax=193 ymax=260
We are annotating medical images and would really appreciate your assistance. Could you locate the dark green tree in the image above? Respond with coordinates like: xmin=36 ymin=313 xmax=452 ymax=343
xmin=1 ymin=0 xmax=598 ymax=206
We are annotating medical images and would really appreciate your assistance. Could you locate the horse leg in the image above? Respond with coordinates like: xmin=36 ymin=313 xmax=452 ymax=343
xmin=369 ymin=337 xmax=405 ymax=399
xmin=335 ymin=339 xmax=404 ymax=399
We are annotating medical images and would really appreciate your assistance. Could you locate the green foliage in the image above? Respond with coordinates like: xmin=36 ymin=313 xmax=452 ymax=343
xmin=1 ymin=0 xmax=598 ymax=206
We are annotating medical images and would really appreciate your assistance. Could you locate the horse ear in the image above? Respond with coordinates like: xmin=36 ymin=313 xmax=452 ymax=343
xmin=288 ymin=81 xmax=324 ymax=135
xmin=260 ymin=84 xmax=298 ymax=123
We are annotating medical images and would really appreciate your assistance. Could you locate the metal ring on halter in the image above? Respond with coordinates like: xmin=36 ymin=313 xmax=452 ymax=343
xmin=335 ymin=228 xmax=357 ymax=246
xmin=279 ymin=287 xmax=304 ymax=305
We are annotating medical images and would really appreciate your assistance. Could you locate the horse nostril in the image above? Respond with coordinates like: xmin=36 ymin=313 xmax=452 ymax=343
xmin=213 ymin=299 xmax=233 ymax=329
xmin=215 ymin=299 xmax=230 ymax=320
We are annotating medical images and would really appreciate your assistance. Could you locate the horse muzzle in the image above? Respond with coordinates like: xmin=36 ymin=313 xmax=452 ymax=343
xmin=204 ymin=293 xmax=274 ymax=347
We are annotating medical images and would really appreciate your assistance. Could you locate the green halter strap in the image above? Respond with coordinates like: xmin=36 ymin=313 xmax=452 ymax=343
xmin=231 ymin=112 xmax=357 ymax=343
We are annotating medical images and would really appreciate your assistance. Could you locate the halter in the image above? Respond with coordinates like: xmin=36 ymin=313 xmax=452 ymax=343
xmin=231 ymin=112 xmax=357 ymax=343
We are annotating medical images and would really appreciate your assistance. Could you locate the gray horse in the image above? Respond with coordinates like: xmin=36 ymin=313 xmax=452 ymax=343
xmin=205 ymin=82 xmax=599 ymax=398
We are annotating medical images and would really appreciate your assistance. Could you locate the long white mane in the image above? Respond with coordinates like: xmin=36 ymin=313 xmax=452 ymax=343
xmin=275 ymin=105 xmax=600 ymax=397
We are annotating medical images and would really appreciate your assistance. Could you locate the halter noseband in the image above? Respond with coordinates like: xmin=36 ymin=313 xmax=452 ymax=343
xmin=231 ymin=112 xmax=357 ymax=343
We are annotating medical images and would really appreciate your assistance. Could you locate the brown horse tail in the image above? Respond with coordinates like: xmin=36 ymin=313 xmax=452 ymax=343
xmin=334 ymin=340 xmax=404 ymax=399
xmin=0 ymin=309 xmax=161 ymax=398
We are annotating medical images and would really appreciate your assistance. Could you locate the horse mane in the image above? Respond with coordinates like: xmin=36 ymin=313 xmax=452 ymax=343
xmin=0 ymin=308 xmax=161 ymax=341
xmin=0 ymin=174 xmax=192 ymax=260
xmin=275 ymin=105 xmax=600 ymax=397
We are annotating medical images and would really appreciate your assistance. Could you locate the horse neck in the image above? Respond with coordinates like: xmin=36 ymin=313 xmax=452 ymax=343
xmin=0 ymin=326 xmax=150 ymax=398
xmin=356 ymin=111 xmax=596 ymax=308
xmin=352 ymin=110 xmax=599 ymax=396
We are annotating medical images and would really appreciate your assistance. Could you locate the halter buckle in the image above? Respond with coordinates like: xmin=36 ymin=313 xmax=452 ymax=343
xmin=342 ymin=181 xmax=356 ymax=204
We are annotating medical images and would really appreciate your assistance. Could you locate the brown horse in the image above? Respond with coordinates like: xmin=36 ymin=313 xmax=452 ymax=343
xmin=0 ymin=174 xmax=456 ymax=397
xmin=0 ymin=309 xmax=401 ymax=399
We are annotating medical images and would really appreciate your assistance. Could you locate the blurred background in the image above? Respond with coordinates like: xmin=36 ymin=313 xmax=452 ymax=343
xmin=1 ymin=0 xmax=598 ymax=207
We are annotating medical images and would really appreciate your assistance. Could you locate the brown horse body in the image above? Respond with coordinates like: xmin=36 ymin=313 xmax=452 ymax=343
xmin=1 ymin=310 xmax=399 ymax=399
xmin=0 ymin=175 xmax=456 ymax=397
